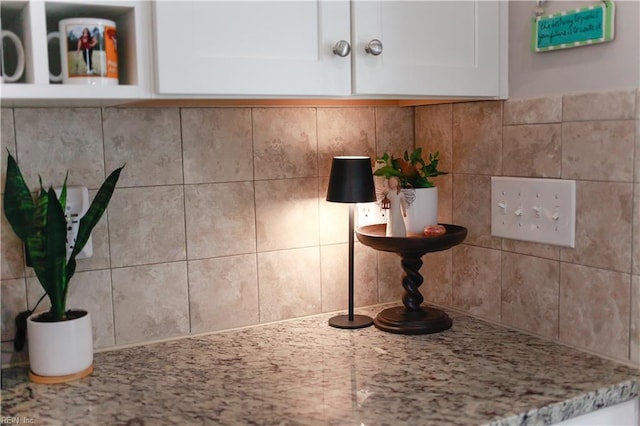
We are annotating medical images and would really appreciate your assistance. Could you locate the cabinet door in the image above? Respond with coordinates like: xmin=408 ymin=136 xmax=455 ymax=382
xmin=352 ymin=1 xmax=504 ymax=97
xmin=153 ymin=1 xmax=351 ymax=96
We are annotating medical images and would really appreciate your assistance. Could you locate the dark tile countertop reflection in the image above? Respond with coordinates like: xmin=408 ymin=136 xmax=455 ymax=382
xmin=1 ymin=305 xmax=639 ymax=425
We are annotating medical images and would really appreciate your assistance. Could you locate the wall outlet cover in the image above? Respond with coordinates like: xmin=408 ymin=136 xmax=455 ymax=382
xmin=54 ymin=186 xmax=93 ymax=259
xmin=356 ymin=201 xmax=387 ymax=227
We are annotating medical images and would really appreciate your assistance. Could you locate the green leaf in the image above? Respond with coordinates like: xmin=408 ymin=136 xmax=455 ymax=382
xmin=26 ymin=188 xmax=68 ymax=320
xmin=59 ymin=173 xmax=68 ymax=214
xmin=373 ymin=165 xmax=401 ymax=180
xmin=44 ymin=188 xmax=68 ymax=320
xmin=26 ymin=189 xmax=51 ymax=294
xmin=3 ymin=152 xmax=35 ymax=242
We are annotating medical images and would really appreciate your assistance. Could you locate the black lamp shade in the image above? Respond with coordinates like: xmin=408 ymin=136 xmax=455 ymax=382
xmin=326 ymin=156 xmax=376 ymax=203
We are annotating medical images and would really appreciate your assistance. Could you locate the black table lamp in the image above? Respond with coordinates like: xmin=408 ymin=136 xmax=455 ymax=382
xmin=326 ymin=156 xmax=377 ymax=329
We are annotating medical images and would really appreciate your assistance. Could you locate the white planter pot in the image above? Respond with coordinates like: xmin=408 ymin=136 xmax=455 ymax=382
xmin=402 ymin=187 xmax=438 ymax=235
xmin=27 ymin=310 xmax=93 ymax=379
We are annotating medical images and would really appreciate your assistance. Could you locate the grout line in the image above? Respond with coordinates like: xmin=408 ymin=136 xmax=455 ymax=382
xmin=557 ymin=257 xmax=561 ymax=341
xmin=630 ymin=102 xmax=637 ymax=360
xmin=249 ymin=107 xmax=262 ymax=324
xmin=177 ymin=107 xmax=193 ymax=335
xmin=99 ymin=106 xmax=118 ymax=347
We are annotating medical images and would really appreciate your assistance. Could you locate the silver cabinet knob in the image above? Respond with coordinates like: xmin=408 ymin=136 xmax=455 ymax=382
xmin=333 ymin=40 xmax=351 ymax=57
xmin=365 ymin=39 xmax=383 ymax=56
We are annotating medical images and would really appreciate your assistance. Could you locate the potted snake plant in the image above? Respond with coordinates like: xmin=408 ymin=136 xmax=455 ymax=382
xmin=3 ymin=152 xmax=123 ymax=383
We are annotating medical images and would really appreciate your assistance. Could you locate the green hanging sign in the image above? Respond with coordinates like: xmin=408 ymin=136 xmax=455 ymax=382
xmin=531 ymin=1 xmax=615 ymax=52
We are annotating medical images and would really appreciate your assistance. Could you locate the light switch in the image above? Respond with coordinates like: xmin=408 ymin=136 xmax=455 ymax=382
xmin=491 ymin=177 xmax=576 ymax=247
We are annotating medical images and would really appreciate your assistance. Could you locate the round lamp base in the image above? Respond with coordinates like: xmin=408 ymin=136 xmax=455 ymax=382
xmin=328 ymin=314 xmax=374 ymax=329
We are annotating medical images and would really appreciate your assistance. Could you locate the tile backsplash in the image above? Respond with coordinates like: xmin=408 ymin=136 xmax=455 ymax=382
xmin=1 ymin=106 xmax=406 ymax=365
xmin=1 ymin=88 xmax=639 ymax=368
xmin=418 ymin=89 xmax=639 ymax=366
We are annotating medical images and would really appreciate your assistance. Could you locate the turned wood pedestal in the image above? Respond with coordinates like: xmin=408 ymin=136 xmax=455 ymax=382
xmin=356 ymin=224 xmax=467 ymax=335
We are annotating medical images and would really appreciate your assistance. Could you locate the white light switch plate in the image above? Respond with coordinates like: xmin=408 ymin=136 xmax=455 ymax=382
xmin=491 ymin=177 xmax=576 ymax=247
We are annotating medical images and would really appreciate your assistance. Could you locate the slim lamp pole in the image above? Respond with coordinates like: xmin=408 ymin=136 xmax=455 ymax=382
xmin=348 ymin=204 xmax=355 ymax=322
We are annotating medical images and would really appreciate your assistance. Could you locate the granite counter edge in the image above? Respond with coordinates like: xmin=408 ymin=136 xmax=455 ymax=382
xmin=489 ymin=379 xmax=639 ymax=425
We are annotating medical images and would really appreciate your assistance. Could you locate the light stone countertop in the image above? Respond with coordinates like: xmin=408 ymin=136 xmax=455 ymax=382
xmin=1 ymin=305 xmax=639 ymax=425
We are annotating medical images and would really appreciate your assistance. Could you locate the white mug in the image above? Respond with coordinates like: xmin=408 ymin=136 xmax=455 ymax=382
xmin=47 ymin=17 xmax=118 ymax=85
xmin=1 ymin=22 xmax=26 ymax=83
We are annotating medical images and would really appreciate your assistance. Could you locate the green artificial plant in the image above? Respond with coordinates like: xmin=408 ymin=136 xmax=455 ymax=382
xmin=3 ymin=152 xmax=123 ymax=322
xmin=373 ymin=148 xmax=445 ymax=188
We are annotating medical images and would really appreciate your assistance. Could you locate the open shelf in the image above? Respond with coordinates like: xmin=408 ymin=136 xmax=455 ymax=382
xmin=1 ymin=0 xmax=151 ymax=106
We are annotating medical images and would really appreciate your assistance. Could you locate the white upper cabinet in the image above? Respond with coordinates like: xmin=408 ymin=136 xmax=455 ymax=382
xmin=152 ymin=0 xmax=507 ymax=98
xmin=352 ymin=1 xmax=503 ymax=97
xmin=153 ymin=1 xmax=352 ymax=96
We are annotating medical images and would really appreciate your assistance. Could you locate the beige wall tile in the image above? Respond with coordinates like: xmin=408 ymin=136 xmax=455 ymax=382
xmin=634 ymin=185 xmax=640 ymax=275
xmin=563 ymin=90 xmax=636 ymax=121
xmin=375 ymin=107 xmax=414 ymax=157
xmin=631 ymin=275 xmax=640 ymax=363
xmin=1 ymin=279 xmax=27 ymax=366
xmin=182 ymin=108 xmax=253 ymax=184
xmin=501 ymin=252 xmax=559 ymax=338
xmin=26 ymin=270 xmax=115 ymax=348
xmin=67 ymin=270 xmax=114 ymax=348
xmin=320 ymin=243 xmax=378 ymax=312
xmin=503 ymin=124 xmax=561 ymax=178
xmin=255 ymin=178 xmax=319 ymax=252
xmin=1 ymin=108 xmax=15 ymax=191
xmin=452 ymin=245 xmax=501 ymax=321
xmin=452 ymin=101 xmax=502 ymax=175
xmin=253 ymin=108 xmax=317 ymax=180
xmin=377 ymin=250 xmax=404 ymax=303
xmin=1 ymin=278 xmax=27 ymax=344
xmin=501 ymin=239 xmax=559 ymax=261
xmin=415 ymin=104 xmax=453 ymax=172
xmin=1 ymin=195 xmax=25 ymax=280
xmin=420 ymin=250 xmax=452 ymax=307
xmin=257 ymin=247 xmax=321 ymax=322
xmin=25 ymin=276 xmax=42 ymax=308
xmin=414 ymin=104 xmax=453 ymax=224
xmin=103 ymin=108 xmax=183 ymax=187
xmin=108 ymin=186 xmax=186 ymax=268
xmin=452 ymin=174 xmax=500 ymax=249
xmin=560 ymin=182 xmax=632 ymax=273
xmin=185 ymin=182 xmax=256 ymax=259
xmin=112 ymin=262 xmax=189 ymax=345
xmin=319 ymin=176 xmax=349 ymax=245
xmin=317 ymin=108 xmax=376 ymax=177
xmin=561 ymin=121 xmax=635 ymax=182
xmin=14 ymin=108 xmax=104 ymax=190
xmin=356 ymin=243 xmax=379 ymax=306
xmin=559 ymin=263 xmax=630 ymax=361
xmin=503 ymin=96 xmax=562 ymax=125
xmin=433 ymin=174 xmax=452 ymax=224
xmin=188 ymin=254 xmax=259 ymax=333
